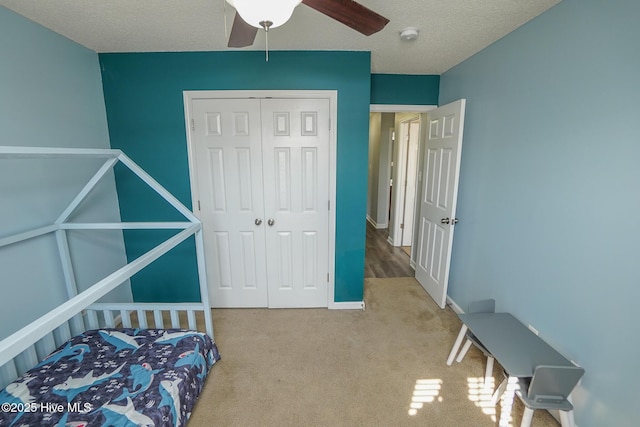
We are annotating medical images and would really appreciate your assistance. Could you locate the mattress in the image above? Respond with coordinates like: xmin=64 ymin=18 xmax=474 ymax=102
xmin=0 ymin=328 xmax=220 ymax=427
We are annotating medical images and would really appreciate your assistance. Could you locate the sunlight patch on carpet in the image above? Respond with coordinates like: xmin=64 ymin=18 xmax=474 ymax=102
xmin=467 ymin=376 xmax=516 ymax=426
xmin=407 ymin=379 xmax=443 ymax=416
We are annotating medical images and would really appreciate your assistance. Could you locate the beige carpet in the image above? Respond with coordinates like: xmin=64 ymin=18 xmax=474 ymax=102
xmin=188 ymin=278 xmax=559 ymax=427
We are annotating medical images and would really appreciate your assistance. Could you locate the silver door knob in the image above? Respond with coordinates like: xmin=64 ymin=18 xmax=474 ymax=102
xmin=267 ymin=218 xmax=275 ymax=226
xmin=441 ymin=217 xmax=450 ymax=224
xmin=452 ymin=218 xmax=459 ymax=224
xmin=255 ymin=218 xmax=262 ymax=226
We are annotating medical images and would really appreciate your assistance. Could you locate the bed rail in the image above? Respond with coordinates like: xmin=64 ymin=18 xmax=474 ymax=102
xmin=87 ymin=302 xmax=209 ymax=331
xmin=0 ymin=318 xmax=78 ymax=389
xmin=0 ymin=225 xmax=214 ymax=388
xmin=0 ymin=301 xmax=213 ymax=390
xmin=0 ymin=225 xmax=202 ymax=366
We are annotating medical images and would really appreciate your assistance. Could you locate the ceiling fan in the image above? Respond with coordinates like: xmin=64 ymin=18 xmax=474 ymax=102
xmin=226 ymin=0 xmax=390 ymax=48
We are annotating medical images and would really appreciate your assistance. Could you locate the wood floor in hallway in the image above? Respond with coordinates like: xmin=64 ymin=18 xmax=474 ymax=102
xmin=364 ymin=221 xmax=415 ymax=278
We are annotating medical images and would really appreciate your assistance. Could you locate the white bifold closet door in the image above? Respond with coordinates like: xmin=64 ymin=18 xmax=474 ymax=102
xmin=191 ymin=97 xmax=330 ymax=308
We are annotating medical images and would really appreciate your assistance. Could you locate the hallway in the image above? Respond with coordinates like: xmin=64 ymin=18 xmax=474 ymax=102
xmin=364 ymin=221 xmax=414 ymax=278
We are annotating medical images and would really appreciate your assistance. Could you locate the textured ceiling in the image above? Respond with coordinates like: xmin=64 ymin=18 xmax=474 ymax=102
xmin=0 ymin=0 xmax=561 ymax=74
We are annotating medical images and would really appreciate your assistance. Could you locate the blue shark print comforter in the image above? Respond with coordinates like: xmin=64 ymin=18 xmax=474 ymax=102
xmin=0 ymin=328 xmax=220 ymax=427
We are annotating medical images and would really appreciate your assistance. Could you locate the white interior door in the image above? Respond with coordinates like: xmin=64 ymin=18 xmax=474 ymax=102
xmin=414 ymin=99 xmax=466 ymax=308
xmin=401 ymin=119 xmax=420 ymax=247
xmin=261 ymin=99 xmax=330 ymax=307
xmin=390 ymin=113 xmax=420 ymax=246
xmin=191 ymin=98 xmax=268 ymax=307
xmin=188 ymin=95 xmax=331 ymax=308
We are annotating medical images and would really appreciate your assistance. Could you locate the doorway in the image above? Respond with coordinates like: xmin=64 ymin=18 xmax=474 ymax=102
xmin=390 ymin=114 xmax=421 ymax=254
xmin=366 ymin=105 xmax=435 ymax=273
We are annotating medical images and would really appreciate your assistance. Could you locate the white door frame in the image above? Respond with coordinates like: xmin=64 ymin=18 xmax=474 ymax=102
xmin=389 ymin=113 xmax=420 ymax=248
xmin=184 ymin=90 xmax=338 ymax=308
xmin=401 ymin=119 xmax=421 ymax=247
xmin=370 ymin=105 xmax=436 ymax=113
xmin=369 ymin=104 xmax=436 ymax=265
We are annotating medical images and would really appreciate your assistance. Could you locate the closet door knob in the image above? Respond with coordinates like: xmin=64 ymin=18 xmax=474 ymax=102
xmin=267 ymin=218 xmax=275 ymax=226
xmin=441 ymin=217 xmax=450 ymax=224
xmin=255 ymin=218 xmax=263 ymax=226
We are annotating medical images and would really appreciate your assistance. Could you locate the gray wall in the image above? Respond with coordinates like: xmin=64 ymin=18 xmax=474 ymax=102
xmin=0 ymin=6 xmax=130 ymax=340
xmin=440 ymin=0 xmax=640 ymax=425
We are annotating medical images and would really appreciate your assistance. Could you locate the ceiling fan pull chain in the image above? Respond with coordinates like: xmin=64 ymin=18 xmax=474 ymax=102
xmin=265 ymin=27 xmax=269 ymax=62
xmin=259 ymin=20 xmax=273 ymax=62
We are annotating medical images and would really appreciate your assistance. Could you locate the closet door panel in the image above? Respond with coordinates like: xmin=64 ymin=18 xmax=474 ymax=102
xmin=192 ymin=98 xmax=268 ymax=307
xmin=261 ymin=98 xmax=330 ymax=308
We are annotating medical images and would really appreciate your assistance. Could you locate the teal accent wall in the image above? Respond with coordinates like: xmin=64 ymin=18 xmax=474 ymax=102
xmin=439 ymin=0 xmax=640 ymax=425
xmin=99 ymin=51 xmax=371 ymax=303
xmin=370 ymin=74 xmax=439 ymax=105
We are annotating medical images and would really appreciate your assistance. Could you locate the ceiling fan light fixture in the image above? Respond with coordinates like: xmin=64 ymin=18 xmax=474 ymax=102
xmin=227 ymin=0 xmax=302 ymax=29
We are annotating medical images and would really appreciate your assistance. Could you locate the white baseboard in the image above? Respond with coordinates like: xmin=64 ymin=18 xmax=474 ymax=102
xmin=446 ymin=296 xmax=464 ymax=314
xmin=366 ymin=216 xmax=387 ymax=229
xmin=329 ymin=301 xmax=365 ymax=310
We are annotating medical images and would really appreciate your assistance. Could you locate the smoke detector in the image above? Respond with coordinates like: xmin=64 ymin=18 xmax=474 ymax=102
xmin=400 ymin=27 xmax=419 ymax=41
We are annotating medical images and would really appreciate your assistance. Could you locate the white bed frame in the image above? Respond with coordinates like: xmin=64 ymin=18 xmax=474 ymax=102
xmin=0 ymin=146 xmax=214 ymax=390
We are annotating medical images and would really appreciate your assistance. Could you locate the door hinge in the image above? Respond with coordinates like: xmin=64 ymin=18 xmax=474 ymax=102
xmin=400 ymin=223 xmax=404 ymax=229
xmin=328 ymin=200 xmax=330 ymax=211
xmin=327 ymin=273 xmax=330 ymax=282
xmin=197 ymin=200 xmax=201 ymax=210
xmin=328 ymin=119 xmax=331 ymax=131
xmin=190 ymin=118 xmax=195 ymax=132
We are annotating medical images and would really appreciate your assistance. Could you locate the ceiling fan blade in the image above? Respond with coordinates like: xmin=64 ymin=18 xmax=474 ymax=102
xmin=302 ymin=0 xmax=389 ymax=36
xmin=227 ymin=12 xmax=258 ymax=48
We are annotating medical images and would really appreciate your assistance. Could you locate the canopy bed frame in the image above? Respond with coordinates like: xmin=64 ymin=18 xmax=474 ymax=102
xmin=0 ymin=146 xmax=217 ymax=426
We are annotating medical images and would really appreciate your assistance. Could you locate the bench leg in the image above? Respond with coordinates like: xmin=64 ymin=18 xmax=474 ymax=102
xmin=559 ymin=410 xmax=575 ymax=427
xmin=491 ymin=377 xmax=507 ymax=405
xmin=520 ymin=408 xmax=534 ymax=427
xmin=484 ymin=356 xmax=495 ymax=390
xmin=446 ymin=324 xmax=468 ymax=365
xmin=498 ymin=375 xmax=518 ymax=427
xmin=455 ymin=338 xmax=473 ymax=362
